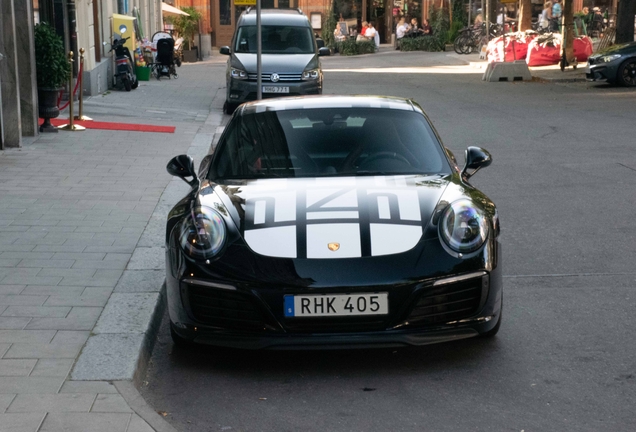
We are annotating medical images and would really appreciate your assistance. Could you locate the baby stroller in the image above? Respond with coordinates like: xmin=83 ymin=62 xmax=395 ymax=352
xmin=151 ymin=32 xmax=178 ymax=80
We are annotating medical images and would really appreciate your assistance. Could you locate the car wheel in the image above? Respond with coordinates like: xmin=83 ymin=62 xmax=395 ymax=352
xmin=170 ymin=324 xmax=196 ymax=349
xmin=617 ymin=59 xmax=636 ymax=87
xmin=224 ymin=101 xmax=236 ymax=115
xmin=479 ymin=300 xmax=502 ymax=338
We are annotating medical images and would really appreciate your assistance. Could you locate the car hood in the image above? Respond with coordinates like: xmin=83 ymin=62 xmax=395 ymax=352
xmin=590 ymin=41 xmax=636 ymax=58
xmin=233 ymin=53 xmax=317 ymax=73
xmin=206 ymin=175 xmax=449 ymax=260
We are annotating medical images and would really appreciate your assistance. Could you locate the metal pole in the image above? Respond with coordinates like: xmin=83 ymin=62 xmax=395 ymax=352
xmin=75 ymin=48 xmax=92 ymax=121
xmin=485 ymin=0 xmax=490 ymax=42
xmin=59 ymin=51 xmax=85 ymax=131
xmin=256 ymin=0 xmax=262 ymax=100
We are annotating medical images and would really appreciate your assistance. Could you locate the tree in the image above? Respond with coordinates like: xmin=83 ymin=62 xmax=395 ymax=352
xmin=616 ymin=0 xmax=636 ymax=44
xmin=563 ymin=0 xmax=574 ymax=66
xmin=173 ymin=7 xmax=202 ymax=51
xmin=518 ymin=0 xmax=533 ymax=31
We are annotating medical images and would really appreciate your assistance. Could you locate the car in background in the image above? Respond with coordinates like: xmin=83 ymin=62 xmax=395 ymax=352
xmin=165 ymin=95 xmax=502 ymax=350
xmin=219 ymin=9 xmax=330 ymax=114
xmin=586 ymin=41 xmax=636 ymax=87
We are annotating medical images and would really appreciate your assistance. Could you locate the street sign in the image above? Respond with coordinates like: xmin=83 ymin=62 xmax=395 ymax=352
xmin=235 ymin=0 xmax=256 ymax=5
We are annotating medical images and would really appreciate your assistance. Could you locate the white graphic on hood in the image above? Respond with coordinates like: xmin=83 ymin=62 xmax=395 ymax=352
xmin=243 ymin=179 xmax=423 ymax=259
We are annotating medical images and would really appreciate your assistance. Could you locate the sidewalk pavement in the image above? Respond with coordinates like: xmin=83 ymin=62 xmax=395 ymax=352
xmin=0 ymin=60 xmax=226 ymax=431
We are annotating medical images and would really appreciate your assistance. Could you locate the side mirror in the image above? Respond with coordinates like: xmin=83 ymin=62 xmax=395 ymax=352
xmin=167 ymin=155 xmax=199 ymax=187
xmin=219 ymin=46 xmax=231 ymax=55
xmin=461 ymin=146 xmax=492 ymax=180
xmin=318 ymin=47 xmax=331 ymax=56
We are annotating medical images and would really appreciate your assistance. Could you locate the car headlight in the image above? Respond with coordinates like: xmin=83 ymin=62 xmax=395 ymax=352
xmin=439 ymin=199 xmax=489 ymax=255
xmin=301 ymin=69 xmax=320 ymax=80
xmin=230 ymin=68 xmax=248 ymax=80
xmin=178 ymin=207 xmax=226 ymax=259
xmin=599 ymin=54 xmax=622 ymax=63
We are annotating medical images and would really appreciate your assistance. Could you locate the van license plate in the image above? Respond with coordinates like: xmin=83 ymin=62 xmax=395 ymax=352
xmin=284 ymin=293 xmax=388 ymax=317
xmin=263 ymin=86 xmax=289 ymax=93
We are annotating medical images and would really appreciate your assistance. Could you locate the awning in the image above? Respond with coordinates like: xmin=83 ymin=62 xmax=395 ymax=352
xmin=161 ymin=3 xmax=190 ymax=16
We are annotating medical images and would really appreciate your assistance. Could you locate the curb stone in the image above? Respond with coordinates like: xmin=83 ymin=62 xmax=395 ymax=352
xmin=69 ymin=92 xmax=226 ymax=429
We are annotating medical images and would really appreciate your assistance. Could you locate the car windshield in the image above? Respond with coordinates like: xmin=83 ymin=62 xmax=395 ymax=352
xmin=234 ymin=25 xmax=315 ymax=54
xmin=211 ymin=108 xmax=451 ymax=180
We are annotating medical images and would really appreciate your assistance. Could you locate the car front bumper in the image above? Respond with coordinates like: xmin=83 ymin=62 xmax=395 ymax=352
xmin=585 ymin=62 xmax=618 ymax=82
xmin=167 ymin=250 xmax=503 ymax=350
xmin=228 ymin=78 xmax=322 ymax=104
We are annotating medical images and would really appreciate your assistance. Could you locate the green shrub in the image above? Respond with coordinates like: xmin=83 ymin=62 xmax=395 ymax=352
xmin=447 ymin=20 xmax=465 ymax=44
xmin=429 ymin=5 xmax=450 ymax=50
xmin=337 ymin=39 xmax=376 ymax=55
xmin=34 ymin=23 xmax=70 ymax=89
xmin=322 ymin=7 xmax=337 ymax=49
xmin=173 ymin=6 xmax=202 ymax=50
xmin=399 ymin=36 xmax=445 ymax=52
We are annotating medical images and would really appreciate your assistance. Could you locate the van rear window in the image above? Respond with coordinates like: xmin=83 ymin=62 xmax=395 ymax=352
xmin=234 ymin=26 xmax=315 ymax=54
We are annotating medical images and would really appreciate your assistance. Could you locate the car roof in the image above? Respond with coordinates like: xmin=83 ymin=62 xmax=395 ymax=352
xmin=240 ymin=95 xmax=419 ymax=114
xmin=238 ymin=9 xmax=312 ymax=26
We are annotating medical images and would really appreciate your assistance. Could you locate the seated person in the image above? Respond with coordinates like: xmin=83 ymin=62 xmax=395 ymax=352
xmin=334 ymin=25 xmax=346 ymax=42
xmin=395 ymin=17 xmax=408 ymax=49
xmin=421 ymin=19 xmax=432 ymax=36
xmin=365 ymin=21 xmax=377 ymax=41
xmin=357 ymin=21 xmax=370 ymax=42
xmin=405 ymin=18 xmax=424 ymax=37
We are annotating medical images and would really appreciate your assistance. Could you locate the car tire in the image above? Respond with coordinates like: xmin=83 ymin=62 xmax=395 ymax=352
xmin=170 ymin=324 xmax=196 ymax=349
xmin=224 ymin=101 xmax=236 ymax=115
xmin=617 ymin=59 xmax=636 ymax=87
xmin=479 ymin=300 xmax=502 ymax=338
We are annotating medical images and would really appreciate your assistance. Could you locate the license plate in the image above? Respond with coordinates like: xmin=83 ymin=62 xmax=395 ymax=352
xmin=284 ymin=293 xmax=388 ymax=317
xmin=263 ymin=86 xmax=289 ymax=93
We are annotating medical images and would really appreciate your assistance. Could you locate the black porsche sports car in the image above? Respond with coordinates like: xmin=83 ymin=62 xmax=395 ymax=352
xmin=165 ymin=95 xmax=502 ymax=349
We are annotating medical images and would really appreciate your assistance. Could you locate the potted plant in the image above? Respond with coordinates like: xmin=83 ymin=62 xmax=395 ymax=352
xmin=173 ymin=6 xmax=202 ymax=62
xmin=34 ymin=23 xmax=70 ymax=132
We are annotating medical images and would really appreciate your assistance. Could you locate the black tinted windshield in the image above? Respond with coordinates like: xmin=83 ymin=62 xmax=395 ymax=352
xmin=234 ymin=25 xmax=315 ymax=54
xmin=211 ymin=108 xmax=451 ymax=180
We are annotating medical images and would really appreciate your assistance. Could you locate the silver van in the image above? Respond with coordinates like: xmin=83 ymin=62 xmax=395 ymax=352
xmin=220 ymin=9 xmax=330 ymax=114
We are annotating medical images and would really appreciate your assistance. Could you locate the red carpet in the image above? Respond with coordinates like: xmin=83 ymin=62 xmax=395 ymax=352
xmin=46 ymin=118 xmax=176 ymax=133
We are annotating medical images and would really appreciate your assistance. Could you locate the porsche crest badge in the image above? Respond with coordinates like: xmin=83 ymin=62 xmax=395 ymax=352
xmin=328 ymin=242 xmax=340 ymax=251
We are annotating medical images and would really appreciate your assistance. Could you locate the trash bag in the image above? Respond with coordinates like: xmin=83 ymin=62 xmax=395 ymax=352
xmin=487 ymin=33 xmax=535 ymax=63
xmin=573 ymin=36 xmax=594 ymax=62
xmin=526 ymin=33 xmax=562 ymax=66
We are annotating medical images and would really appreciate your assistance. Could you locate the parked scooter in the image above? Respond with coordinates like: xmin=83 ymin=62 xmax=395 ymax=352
xmin=110 ymin=36 xmax=138 ymax=91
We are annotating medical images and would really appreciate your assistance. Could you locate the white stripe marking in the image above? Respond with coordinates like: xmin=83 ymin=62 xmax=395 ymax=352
xmin=307 ymin=211 xmax=359 ymax=220
xmin=254 ymin=200 xmax=266 ymax=225
xmin=377 ymin=196 xmax=390 ymax=219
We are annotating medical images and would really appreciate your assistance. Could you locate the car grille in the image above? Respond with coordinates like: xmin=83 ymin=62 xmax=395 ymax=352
xmin=187 ymin=285 xmax=272 ymax=332
xmin=284 ymin=316 xmax=387 ymax=334
xmin=247 ymin=73 xmax=302 ymax=82
xmin=406 ymin=275 xmax=486 ymax=327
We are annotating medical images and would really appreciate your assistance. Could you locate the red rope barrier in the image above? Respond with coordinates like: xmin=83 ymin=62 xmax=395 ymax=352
xmin=57 ymin=61 xmax=83 ymax=111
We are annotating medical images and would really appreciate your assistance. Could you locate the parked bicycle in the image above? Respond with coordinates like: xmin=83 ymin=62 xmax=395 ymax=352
xmin=453 ymin=22 xmax=500 ymax=55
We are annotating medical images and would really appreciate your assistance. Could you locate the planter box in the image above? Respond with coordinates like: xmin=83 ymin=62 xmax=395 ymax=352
xmin=135 ymin=66 xmax=151 ymax=81
xmin=183 ymin=48 xmax=198 ymax=63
